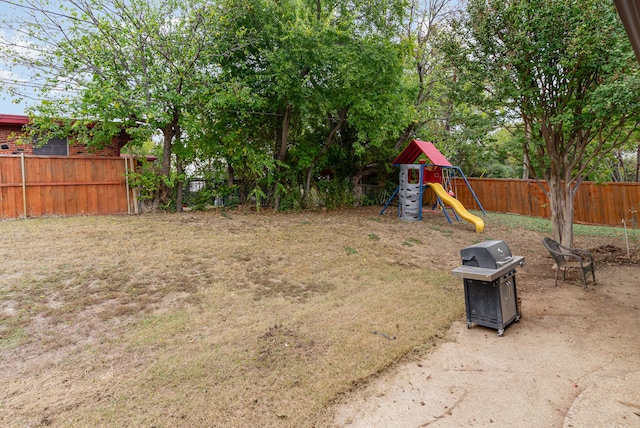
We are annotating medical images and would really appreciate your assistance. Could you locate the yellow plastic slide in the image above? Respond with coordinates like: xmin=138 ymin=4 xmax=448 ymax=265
xmin=426 ymin=182 xmax=485 ymax=233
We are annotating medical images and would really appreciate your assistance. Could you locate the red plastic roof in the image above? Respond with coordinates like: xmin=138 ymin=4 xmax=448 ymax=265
xmin=392 ymin=139 xmax=452 ymax=167
xmin=0 ymin=114 xmax=29 ymax=126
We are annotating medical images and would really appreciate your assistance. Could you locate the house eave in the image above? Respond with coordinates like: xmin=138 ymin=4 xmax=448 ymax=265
xmin=614 ymin=0 xmax=640 ymax=63
xmin=0 ymin=114 xmax=30 ymax=126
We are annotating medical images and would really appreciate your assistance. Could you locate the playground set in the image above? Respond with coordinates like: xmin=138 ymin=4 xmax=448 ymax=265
xmin=380 ymin=139 xmax=486 ymax=233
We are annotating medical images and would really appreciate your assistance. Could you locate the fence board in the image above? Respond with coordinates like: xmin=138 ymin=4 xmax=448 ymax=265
xmin=40 ymin=159 xmax=54 ymax=216
xmin=24 ymin=155 xmax=38 ymax=217
xmin=4 ymin=155 xmax=640 ymax=225
xmin=0 ymin=155 xmax=131 ymax=219
xmin=9 ymin=157 xmax=23 ymax=218
xmin=62 ymin=158 xmax=74 ymax=215
xmin=87 ymin=183 xmax=99 ymax=214
xmin=75 ymin=160 xmax=88 ymax=214
xmin=0 ymin=157 xmax=16 ymax=218
xmin=452 ymin=177 xmax=640 ymax=227
xmin=97 ymin=161 xmax=108 ymax=215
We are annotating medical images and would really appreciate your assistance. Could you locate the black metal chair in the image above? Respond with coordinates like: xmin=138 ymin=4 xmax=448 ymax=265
xmin=542 ymin=237 xmax=596 ymax=289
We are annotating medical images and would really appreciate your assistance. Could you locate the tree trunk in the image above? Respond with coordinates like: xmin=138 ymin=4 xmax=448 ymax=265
xmin=351 ymin=164 xmax=379 ymax=206
xmin=547 ymin=175 xmax=577 ymax=247
xmin=394 ymin=122 xmax=417 ymax=151
xmin=227 ymin=163 xmax=235 ymax=188
xmin=522 ymin=118 xmax=531 ymax=180
xmin=538 ymin=118 xmax=581 ymax=247
xmin=612 ymin=149 xmax=625 ymax=182
xmin=302 ymin=109 xmax=347 ymax=208
xmin=273 ymin=103 xmax=292 ymax=211
xmin=522 ymin=153 xmax=530 ymax=180
xmin=153 ymin=124 xmax=175 ymax=210
xmin=560 ymin=184 xmax=576 ymax=247
xmin=174 ymin=121 xmax=184 ymax=213
xmin=161 ymin=124 xmax=174 ymax=176
xmin=635 ymin=145 xmax=640 ymax=182
xmin=175 ymin=157 xmax=184 ymax=213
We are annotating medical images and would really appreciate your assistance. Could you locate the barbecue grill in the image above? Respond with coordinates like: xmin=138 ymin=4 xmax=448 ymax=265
xmin=451 ymin=240 xmax=524 ymax=336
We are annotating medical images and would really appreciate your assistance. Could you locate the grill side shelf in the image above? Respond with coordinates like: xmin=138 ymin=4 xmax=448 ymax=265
xmin=451 ymin=256 xmax=524 ymax=281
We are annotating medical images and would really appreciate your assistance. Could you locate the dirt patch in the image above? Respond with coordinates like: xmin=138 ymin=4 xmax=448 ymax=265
xmin=257 ymin=323 xmax=324 ymax=368
xmin=332 ymin=228 xmax=640 ymax=427
xmin=589 ymin=244 xmax=640 ymax=265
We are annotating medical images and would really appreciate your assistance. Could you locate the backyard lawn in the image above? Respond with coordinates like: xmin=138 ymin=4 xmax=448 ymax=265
xmin=0 ymin=206 xmax=636 ymax=426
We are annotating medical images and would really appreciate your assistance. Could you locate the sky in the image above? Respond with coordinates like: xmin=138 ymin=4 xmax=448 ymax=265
xmin=0 ymin=0 xmax=49 ymax=116
xmin=0 ymin=93 xmax=33 ymax=116
xmin=0 ymin=57 xmax=34 ymax=116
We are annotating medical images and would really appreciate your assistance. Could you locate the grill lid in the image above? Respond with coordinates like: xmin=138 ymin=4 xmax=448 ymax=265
xmin=461 ymin=240 xmax=513 ymax=269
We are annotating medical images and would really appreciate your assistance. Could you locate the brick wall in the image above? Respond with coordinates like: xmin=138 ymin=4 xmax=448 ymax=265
xmin=0 ymin=124 xmax=125 ymax=157
xmin=0 ymin=126 xmax=33 ymax=154
xmin=67 ymin=140 xmax=121 ymax=157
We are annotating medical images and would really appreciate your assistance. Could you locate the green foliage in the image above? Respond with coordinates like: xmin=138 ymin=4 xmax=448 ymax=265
xmin=128 ymin=163 xmax=165 ymax=202
xmin=0 ymin=0 xmax=491 ymax=213
xmin=3 ymin=0 xmax=415 ymax=211
xmin=317 ymin=179 xmax=355 ymax=209
xmin=443 ymin=0 xmax=640 ymax=245
xmin=402 ymin=237 xmax=424 ymax=247
xmin=188 ymin=188 xmax=217 ymax=211
xmin=277 ymin=190 xmax=303 ymax=212
xmin=248 ymin=186 xmax=267 ymax=212
xmin=215 ymin=0 xmax=410 ymax=206
xmin=1 ymin=0 xmax=222 ymax=207
xmin=394 ymin=1 xmax=465 ymax=150
xmin=344 ymin=246 xmax=357 ymax=255
xmin=446 ymin=126 xmax=523 ymax=179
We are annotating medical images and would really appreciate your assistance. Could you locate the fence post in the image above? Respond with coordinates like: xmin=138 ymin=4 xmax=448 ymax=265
xmin=129 ymin=155 xmax=138 ymax=214
xmin=20 ymin=153 xmax=27 ymax=219
xmin=124 ymin=156 xmax=131 ymax=214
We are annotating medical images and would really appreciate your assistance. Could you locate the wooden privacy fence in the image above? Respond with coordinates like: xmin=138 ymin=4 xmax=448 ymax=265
xmin=3 ymin=156 xmax=639 ymax=226
xmin=0 ymin=155 xmax=135 ymax=219
xmin=451 ymin=177 xmax=640 ymax=227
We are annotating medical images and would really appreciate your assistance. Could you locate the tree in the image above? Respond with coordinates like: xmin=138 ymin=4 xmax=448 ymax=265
xmin=213 ymin=0 xmax=410 ymax=209
xmin=445 ymin=0 xmax=640 ymax=245
xmin=0 ymin=0 xmax=223 ymax=211
xmin=1 ymin=0 xmax=414 ymax=212
xmin=395 ymin=0 xmax=461 ymax=151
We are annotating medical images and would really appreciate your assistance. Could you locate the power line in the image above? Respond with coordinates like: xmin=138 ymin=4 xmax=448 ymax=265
xmin=0 ymin=0 xmax=84 ymax=23
xmin=1 ymin=81 xmax=347 ymax=122
xmin=0 ymin=78 xmax=79 ymax=92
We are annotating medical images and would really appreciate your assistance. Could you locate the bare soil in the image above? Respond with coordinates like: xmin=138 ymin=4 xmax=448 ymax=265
xmin=333 ymin=224 xmax=640 ymax=427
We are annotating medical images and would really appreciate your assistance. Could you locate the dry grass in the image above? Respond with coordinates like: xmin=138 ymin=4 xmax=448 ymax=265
xmin=0 ymin=207 xmax=478 ymax=427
